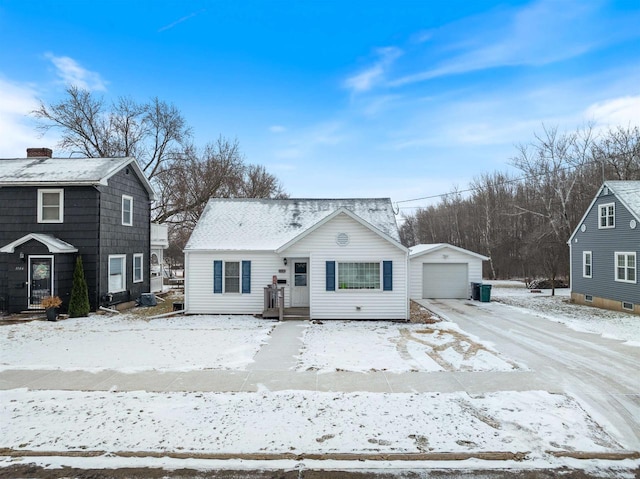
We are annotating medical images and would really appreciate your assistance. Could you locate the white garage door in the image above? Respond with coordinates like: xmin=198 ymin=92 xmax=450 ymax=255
xmin=422 ymin=263 xmax=469 ymax=299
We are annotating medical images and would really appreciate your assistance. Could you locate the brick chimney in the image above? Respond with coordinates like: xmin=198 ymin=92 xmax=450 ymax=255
xmin=27 ymin=147 xmax=53 ymax=158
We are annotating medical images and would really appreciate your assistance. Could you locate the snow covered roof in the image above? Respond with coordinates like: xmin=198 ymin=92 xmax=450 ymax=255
xmin=0 ymin=156 xmax=155 ymax=200
xmin=409 ymin=243 xmax=489 ymax=260
xmin=185 ymin=198 xmax=401 ymax=251
xmin=0 ymin=233 xmax=77 ymax=254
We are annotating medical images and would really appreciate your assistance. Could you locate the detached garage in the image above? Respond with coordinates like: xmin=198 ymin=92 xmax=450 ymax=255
xmin=409 ymin=244 xmax=489 ymax=299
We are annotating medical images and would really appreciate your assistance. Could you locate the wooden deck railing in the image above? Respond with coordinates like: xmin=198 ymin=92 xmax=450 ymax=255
xmin=263 ymin=286 xmax=284 ymax=321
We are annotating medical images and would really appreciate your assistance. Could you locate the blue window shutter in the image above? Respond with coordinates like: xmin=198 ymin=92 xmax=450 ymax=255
xmin=326 ymin=261 xmax=335 ymax=291
xmin=242 ymin=260 xmax=251 ymax=294
xmin=383 ymin=261 xmax=392 ymax=291
xmin=213 ymin=260 xmax=222 ymax=294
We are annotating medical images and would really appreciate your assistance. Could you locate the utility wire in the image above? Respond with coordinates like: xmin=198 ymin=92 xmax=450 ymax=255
xmin=396 ymin=158 xmax=608 ymax=210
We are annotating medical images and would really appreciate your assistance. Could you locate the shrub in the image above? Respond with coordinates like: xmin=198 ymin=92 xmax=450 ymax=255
xmin=68 ymin=256 xmax=90 ymax=317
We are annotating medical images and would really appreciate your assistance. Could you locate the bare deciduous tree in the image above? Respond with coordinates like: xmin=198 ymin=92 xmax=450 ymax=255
xmin=33 ymin=86 xmax=191 ymax=180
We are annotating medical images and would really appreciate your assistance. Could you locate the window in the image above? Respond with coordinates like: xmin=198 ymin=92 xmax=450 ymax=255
xmin=615 ymin=252 xmax=636 ymax=283
xmin=583 ymin=251 xmax=592 ymax=278
xmin=122 ymin=195 xmax=133 ymax=226
xmin=224 ymin=261 xmax=240 ymax=293
xmin=585 ymin=294 xmax=593 ymax=302
xmin=598 ymin=203 xmax=615 ymax=229
xmin=214 ymin=260 xmax=250 ymax=294
xmin=37 ymin=189 xmax=64 ymax=223
xmin=133 ymin=253 xmax=143 ymax=283
xmin=108 ymin=255 xmax=126 ymax=292
xmin=338 ymin=262 xmax=380 ymax=290
xmin=623 ymin=302 xmax=634 ymax=311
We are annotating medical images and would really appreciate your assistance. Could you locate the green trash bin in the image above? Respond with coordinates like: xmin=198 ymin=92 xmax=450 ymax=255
xmin=480 ymin=284 xmax=492 ymax=302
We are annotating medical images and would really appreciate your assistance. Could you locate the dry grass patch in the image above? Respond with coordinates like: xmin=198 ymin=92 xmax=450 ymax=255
xmin=409 ymin=300 xmax=441 ymax=324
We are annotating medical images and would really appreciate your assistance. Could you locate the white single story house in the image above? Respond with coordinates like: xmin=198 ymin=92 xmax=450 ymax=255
xmin=409 ymin=243 xmax=489 ymax=299
xmin=184 ymin=198 xmax=409 ymax=320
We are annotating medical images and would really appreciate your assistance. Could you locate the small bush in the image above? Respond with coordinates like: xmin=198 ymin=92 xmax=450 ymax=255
xmin=68 ymin=256 xmax=90 ymax=317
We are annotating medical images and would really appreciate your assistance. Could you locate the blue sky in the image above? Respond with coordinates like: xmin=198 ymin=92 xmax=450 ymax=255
xmin=1 ymin=0 xmax=639 ymax=213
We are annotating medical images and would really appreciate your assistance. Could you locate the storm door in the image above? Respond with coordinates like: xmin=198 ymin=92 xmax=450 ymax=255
xmin=291 ymin=260 xmax=309 ymax=307
xmin=29 ymin=256 xmax=54 ymax=309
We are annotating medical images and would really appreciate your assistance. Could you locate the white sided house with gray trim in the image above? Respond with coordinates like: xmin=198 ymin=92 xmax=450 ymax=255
xmin=184 ymin=198 xmax=409 ymax=320
xmin=568 ymin=181 xmax=640 ymax=314
xmin=409 ymin=243 xmax=488 ymax=300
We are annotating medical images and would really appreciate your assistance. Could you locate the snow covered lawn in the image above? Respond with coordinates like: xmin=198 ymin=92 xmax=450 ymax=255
xmin=0 ymin=388 xmax=621 ymax=457
xmin=297 ymin=321 xmax=522 ymax=372
xmin=489 ymin=281 xmax=640 ymax=346
xmin=0 ymin=315 xmax=275 ymax=372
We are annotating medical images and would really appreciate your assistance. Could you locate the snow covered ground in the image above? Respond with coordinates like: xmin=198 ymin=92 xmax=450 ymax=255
xmin=0 ymin=313 xmax=521 ymax=373
xmin=297 ymin=320 xmax=522 ymax=372
xmin=488 ymin=280 xmax=640 ymax=346
xmin=1 ymin=294 xmax=638 ymax=475
xmin=0 ymin=315 xmax=274 ymax=371
xmin=0 ymin=388 xmax=622 ymax=457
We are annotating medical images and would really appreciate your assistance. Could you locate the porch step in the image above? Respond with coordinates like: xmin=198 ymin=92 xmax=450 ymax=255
xmin=262 ymin=307 xmax=310 ymax=321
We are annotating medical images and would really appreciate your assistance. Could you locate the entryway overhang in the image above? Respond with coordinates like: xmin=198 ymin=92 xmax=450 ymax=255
xmin=0 ymin=233 xmax=78 ymax=254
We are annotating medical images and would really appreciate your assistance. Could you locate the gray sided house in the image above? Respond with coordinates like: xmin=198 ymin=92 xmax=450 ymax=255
xmin=568 ymin=181 xmax=640 ymax=314
xmin=0 ymin=148 xmax=154 ymax=314
xmin=184 ymin=198 xmax=409 ymax=320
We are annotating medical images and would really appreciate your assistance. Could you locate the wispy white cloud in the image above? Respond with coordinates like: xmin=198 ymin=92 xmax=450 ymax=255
xmin=344 ymin=47 xmax=402 ymax=93
xmin=584 ymin=96 xmax=640 ymax=128
xmin=0 ymin=78 xmax=58 ymax=156
xmin=158 ymin=9 xmax=205 ymax=33
xmin=269 ymin=125 xmax=287 ymax=133
xmin=45 ymin=53 xmax=107 ymax=91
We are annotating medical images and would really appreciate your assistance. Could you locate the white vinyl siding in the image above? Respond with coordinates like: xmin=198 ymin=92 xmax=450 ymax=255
xmin=598 ymin=203 xmax=615 ymax=229
xmin=583 ymin=251 xmax=592 ymax=278
xmin=133 ymin=253 xmax=143 ymax=283
xmin=108 ymin=255 xmax=126 ymax=292
xmin=186 ymin=252 xmax=279 ymax=314
xmin=409 ymin=246 xmax=484 ymax=300
xmin=615 ymin=252 xmax=636 ymax=283
xmin=122 ymin=195 xmax=133 ymax=226
xmin=185 ymin=213 xmax=408 ymax=319
xmin=283 ymin=213 xmax=407 ymax=320
xmin=37 ymin=189 xmax=64 ymax=223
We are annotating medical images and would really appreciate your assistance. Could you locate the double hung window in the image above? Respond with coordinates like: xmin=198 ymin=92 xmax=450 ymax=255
xmin=38 ymin=189 xmax=64 ymax=223
xmin=615 ymin=252 xmax=636 ymax=283
xmin=598 ymin=203 xmax=614 ymax=229
xmin=122 ymin=195 xmax=133 ymax=226
xmin=109 ymin=255 xmax=126 ymax=292
xmin=583 ymin=251 xmax=592 ymax=278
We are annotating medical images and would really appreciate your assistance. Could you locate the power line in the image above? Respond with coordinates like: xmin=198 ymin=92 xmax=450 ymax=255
xmin=396 ymin=158 xmax=607 ymax=210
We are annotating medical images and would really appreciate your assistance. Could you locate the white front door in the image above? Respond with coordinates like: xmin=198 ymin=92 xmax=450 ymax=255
xmin=291 ymin=260 xmax=309 ymax=307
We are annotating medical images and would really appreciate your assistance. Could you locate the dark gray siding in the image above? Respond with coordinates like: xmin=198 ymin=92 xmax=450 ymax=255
xmin=0 ymin=186 xmax=100 ymax=312
xmin=98 ymin=166 xmax=151 ymax=305
xmin=571 ymin=189 xmax=640 ymax=304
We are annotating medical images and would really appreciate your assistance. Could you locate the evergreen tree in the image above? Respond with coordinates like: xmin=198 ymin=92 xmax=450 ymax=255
xmin=68 ymin=256 xmax=90 ymax=317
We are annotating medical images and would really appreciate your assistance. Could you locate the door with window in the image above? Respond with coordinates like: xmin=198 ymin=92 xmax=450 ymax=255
xmin=29 ymin=256 xmax=53 ymax=308
xmin=291 ymin=260 xmax=309 ymax=307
